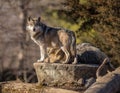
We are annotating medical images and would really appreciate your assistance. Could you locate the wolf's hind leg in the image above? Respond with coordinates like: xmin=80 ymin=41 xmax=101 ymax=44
xmin=72 ymin=56 xmax=77 ymax=64
xmin=61 ymin=46 xmax=70 ymax=64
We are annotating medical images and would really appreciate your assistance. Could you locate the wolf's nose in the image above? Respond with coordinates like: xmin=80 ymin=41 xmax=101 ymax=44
xmin=33 ymin=28 xmax=35 ymax=31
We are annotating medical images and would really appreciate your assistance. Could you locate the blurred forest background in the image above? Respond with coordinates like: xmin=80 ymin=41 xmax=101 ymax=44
xmin=0 ymin=0 xmax=119 ymax=83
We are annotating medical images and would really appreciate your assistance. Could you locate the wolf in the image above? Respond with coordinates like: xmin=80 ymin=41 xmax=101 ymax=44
xmin=26 ymin=17 xmax=77 ymax=64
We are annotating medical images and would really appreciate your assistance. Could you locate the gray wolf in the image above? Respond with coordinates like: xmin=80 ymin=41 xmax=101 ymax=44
xmin=26 ymin=17 xmax=77 ymax=64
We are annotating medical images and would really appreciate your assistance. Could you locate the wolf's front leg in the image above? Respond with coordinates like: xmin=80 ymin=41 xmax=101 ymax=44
xmin=37 ymin=45 xmax=47 ymax=62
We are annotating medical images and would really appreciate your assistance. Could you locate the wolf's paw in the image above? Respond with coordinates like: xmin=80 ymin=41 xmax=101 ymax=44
xmin=72 ymin=57 xmax=78 ymax=64
xmin=37 ymin=59 xmax=44 ymax=62
xmin=62 ymin=61 xmax=69 ymax=64
xmin=72 ymin=62 xmax=77 ymax=64
xmin=72 ymin=60 xmax=77 ymax=64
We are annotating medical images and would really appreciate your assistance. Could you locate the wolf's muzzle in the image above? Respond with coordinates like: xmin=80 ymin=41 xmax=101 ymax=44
xmin=33 ymin=28 xmax=36 ymax=32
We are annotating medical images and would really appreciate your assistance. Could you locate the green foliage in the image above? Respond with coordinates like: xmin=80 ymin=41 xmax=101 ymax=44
xmin=47 ymin=0 xmax=120 ymax=67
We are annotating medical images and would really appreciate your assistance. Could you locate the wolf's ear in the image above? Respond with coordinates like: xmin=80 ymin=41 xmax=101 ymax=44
xmin=38 ymin=17 xmax=41 ymax=22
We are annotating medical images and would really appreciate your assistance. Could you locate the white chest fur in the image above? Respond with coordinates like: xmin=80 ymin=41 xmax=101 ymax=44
xmin=31 ymin=37 xmax=40 ymax=45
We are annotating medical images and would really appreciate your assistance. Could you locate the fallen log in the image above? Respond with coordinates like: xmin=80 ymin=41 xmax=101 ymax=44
xmin=0 ymin=81 xmax=81 ymax=93
xmin=84 ymin=67 xmax=120 ymax=93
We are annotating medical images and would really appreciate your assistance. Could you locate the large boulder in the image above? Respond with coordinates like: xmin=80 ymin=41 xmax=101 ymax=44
xmin=76 ymin=43 xmax=107 ymax=64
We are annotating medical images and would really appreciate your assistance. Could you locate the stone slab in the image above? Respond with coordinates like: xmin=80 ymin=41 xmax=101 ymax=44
xmin=33 ymin=63 xmax=98 ymax=88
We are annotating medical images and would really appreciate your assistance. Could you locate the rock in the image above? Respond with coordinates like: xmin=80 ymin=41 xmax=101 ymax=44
xmin=76 ymin=43 xmax=108 ymax=64
xmin=77 ymin=78 xmax=85 ymax=86
xmin=33 ymin=62 xmax=98 ymax=89
xmin=85 ymin=77 xmax=96 ymax=89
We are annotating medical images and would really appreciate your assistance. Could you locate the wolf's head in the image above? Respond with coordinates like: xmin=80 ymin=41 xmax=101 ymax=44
xmin=26 ymin=17 xmax=44 ymax=35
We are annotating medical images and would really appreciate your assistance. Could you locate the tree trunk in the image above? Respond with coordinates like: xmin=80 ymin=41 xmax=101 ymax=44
xmin=18 ymin=0 xmax=30 ymax=82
